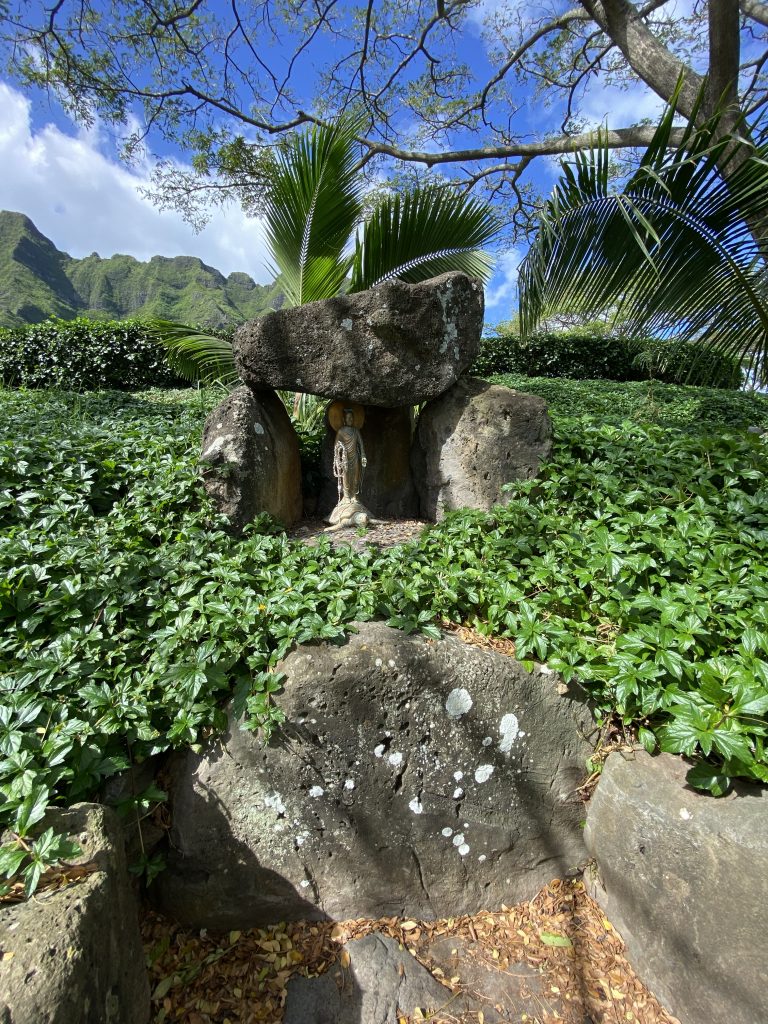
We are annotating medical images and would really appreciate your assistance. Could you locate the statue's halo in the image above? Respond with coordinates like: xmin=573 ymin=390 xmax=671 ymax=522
xmin=327 ymin=400 xmax=366 ymax=431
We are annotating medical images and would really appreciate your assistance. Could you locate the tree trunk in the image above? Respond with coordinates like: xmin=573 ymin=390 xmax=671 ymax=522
xmin=583 ymin=0 xmax=768 ymax=252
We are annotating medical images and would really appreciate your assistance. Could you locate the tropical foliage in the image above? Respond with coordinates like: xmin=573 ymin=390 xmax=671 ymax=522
xmin=146 ymin=118 xmax=498 ymax=384
xmin=519 ymin=91 xmax=768 ymax=385
xmin=2 ymin=378 xmax=767 ymax=894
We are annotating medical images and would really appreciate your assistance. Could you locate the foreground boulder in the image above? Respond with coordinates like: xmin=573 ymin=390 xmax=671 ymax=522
xmin=412 ymin=378 xmax=553 ymax=520
xmin=584 ymin=751 xmax=768 ymax=1024
xmin=233 ymin=273 xmax=484 ymax=407
xmin=284 ymin=931 xmax=555 ymax=1024
xmin=200 ymin=385 xmax=302 ymax=530
xmin=283 ymin=934 xmax=451 ymax=1024
xmin=0 ymin=804 xmax=149 ymax=1024
xmin=154 ymin=622 xmax=595 ymax=928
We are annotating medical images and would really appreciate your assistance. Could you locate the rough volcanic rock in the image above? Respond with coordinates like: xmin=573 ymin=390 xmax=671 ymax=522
xmin=283 ymin=931 xmax=556 ymax=1024
xmin=319 ymin=405 xmax=419 ymax=519
xmin=200 ymin=385 xmax=302 ymax=530
xmin=0 ymin=804 xmax=150 ymax=1024
xmin=153 ymin=623 xmax=595 ymax=928
xmin=283 ymin=934 xmax=452 ymax=1024
xmin=584 ymin=751 xmax=768 ymax=1024
xmin=412 ymin=378 xmax=553 ymax=520
xmin=232 ymin=273 xmax=484 ymax=407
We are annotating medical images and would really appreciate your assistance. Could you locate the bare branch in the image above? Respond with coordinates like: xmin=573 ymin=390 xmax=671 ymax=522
xmin=476 ymin=6 xmax=591 ymax=116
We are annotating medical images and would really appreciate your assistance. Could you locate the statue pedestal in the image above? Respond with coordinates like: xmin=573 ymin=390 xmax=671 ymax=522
xmin=325 ymin=496 xmax=372 ymax=529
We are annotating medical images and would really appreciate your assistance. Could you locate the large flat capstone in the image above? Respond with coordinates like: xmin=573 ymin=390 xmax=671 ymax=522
xmin=584 ymin=751 xmax=768 ymax=1024
xmin=232 ymin=273 xmax=484 ymax=407
xmin=154 ymin=623 xmax=595 ymax=928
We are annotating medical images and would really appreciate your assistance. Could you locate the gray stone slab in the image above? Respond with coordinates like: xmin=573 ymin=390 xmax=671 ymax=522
xmin=154 ymin=623 xmax=595 ymax=928
xmin=200 ymin=384 xmax=303 ymax=530
xmin=413 ymin=378 xmax=553 ymax=521
xmin=283 ymin=934 xmax=454 ymax=1024
xmin=584 ymin=750 xmax=768 ymax=1024
xmin=233 ymin=273 xmax=484 ymax=407
xmin=0 ymin=803 xmax=150 ymax=1024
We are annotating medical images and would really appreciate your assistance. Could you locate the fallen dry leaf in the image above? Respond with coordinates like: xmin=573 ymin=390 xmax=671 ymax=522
xmin=141 ymin=879 xmax=681 ymax=1024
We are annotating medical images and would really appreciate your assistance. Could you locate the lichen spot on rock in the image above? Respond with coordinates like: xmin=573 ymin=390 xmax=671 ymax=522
xmin=341 ymin=318 xmax=354 ymax=331
xmin=201 ymin=434 xmax=231 ymax=460
xmin=474 ymin=764 xmax=494 ymax=784
xmin=445 ymin=687 xmax=473 ymax=717
xmin=409 ymin=797 xmax=424 ymax=814
xmin=264 ymin=792 xmax=286 ymax=816
xmin=308 ymin=785 xmax=324 ymax=798
xmin=499 ymin=712 xmax=521 ymax=753
xmin=253 ymin=421 xmax=265 ymax=435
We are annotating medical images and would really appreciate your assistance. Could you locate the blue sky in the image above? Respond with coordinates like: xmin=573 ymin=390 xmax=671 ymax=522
xmin=0 ymin=1 xmax=700 ymax=323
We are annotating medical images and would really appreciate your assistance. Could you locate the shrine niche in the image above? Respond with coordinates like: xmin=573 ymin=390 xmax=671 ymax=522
xmin=200 ymin=271 xmax=552 ymax=532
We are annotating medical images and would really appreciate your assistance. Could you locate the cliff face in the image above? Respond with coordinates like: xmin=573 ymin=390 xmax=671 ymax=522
xmin=0 ymin=211 xmax=282 ymax=327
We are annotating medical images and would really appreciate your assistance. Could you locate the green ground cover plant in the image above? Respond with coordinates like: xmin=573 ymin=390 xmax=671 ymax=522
xmin=1 ymin=378 xmax=767 ymax=893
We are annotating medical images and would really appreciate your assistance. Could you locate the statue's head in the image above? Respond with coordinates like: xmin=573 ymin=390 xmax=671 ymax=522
xmin=343 ymin=408 xmax=354 ymax=425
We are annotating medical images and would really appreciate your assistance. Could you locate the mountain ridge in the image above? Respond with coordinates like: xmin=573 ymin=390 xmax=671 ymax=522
xmin=0 ymin=211 xmax=282 ymax=327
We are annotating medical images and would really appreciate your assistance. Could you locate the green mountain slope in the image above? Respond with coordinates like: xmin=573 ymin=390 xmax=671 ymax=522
xmin=0 ymin=211 xmax=282 ymax=327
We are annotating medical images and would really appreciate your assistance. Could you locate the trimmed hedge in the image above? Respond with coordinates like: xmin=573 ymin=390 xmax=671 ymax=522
xmin=471 ymin=329 xmax=743 ymax=390
xmin=0 ymin=317 xmax=186 ymax=391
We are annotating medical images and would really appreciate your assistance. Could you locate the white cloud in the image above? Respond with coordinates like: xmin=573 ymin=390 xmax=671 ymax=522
xmin=0 ymin=82 xmax=271 ymax=282
xmin=579 ymin=78 xmax=667 ymax=131
xmin=484 ymin=247 xmax=525 ymax=315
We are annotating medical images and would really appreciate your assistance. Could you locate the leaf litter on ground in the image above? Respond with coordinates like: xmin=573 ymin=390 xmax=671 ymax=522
xmin=141 ymin=878 xmax=680 ymax=1024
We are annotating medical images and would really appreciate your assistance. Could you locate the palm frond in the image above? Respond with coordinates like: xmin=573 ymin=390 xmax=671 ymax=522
xmin=263 ymin=117 xmax=364 ymax=306
xmin=142 ymin=319 xmax=238 ymax=385
xmin=519 ymin=88 xmax=768 ymax=383
xmin=350 ymin=186 xmax=499 ymax=292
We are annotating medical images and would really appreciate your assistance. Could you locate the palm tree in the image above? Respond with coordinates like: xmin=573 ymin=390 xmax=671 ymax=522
xmin=518 ymin=89 xmax=768 ymax=386
xmin=146 ymin=118 xmax=499 ymax=388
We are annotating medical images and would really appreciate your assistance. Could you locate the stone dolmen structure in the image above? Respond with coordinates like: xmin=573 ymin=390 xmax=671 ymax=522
xmin=199 ymin=272 xmax=553 ymax=528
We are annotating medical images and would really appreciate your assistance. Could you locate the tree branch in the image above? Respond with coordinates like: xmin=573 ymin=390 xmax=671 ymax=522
xmin=708 ymin=0 xmax=741 ymax=114
xmin=356 ymin=124 xmax=687 ymax=168
xmin=580 ymin=0 xmax=705 ymax=118
xmin=740 ymin=0 xmax=768 ymax=28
